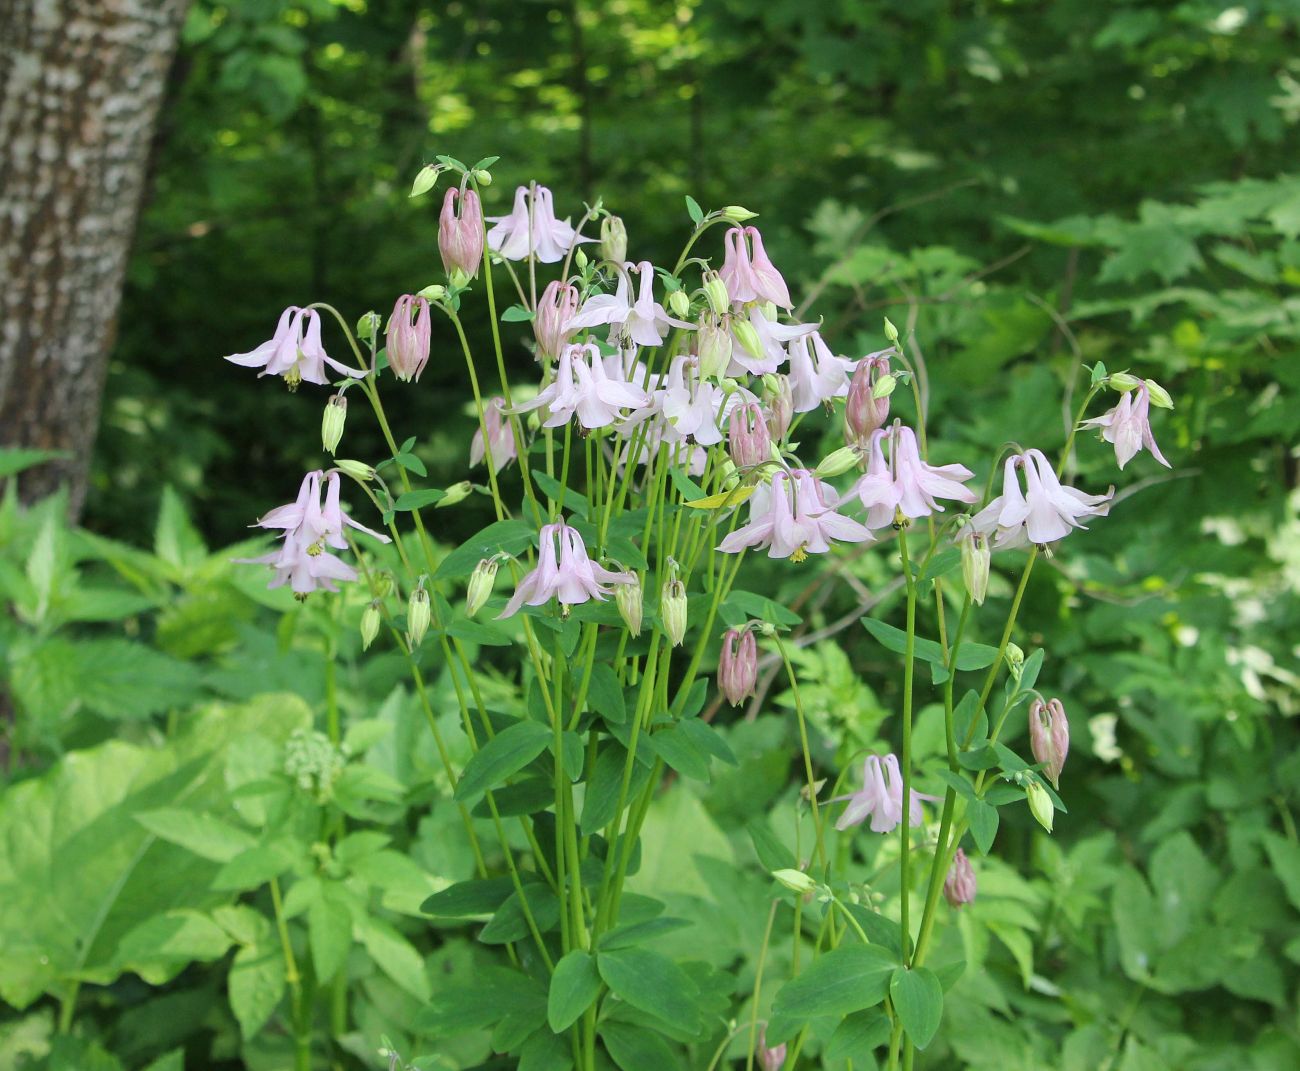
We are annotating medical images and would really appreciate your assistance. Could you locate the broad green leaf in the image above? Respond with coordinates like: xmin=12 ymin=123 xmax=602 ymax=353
xmin=547 ymin=950 xmax=601 ymax=1032
xmin=0 ymin=447 xmax=66 ymax=478
xmin=421 ymin=876 xmax=515 ymax=917
xmin=862 ymin=618 xmax=998 ymax=672
xmin=580 ymin=744 xmax=650 ymax=835
xmin=435 ymin=519 xmax=537 ymax=580
xmin=597 ymin=946 xmax=702 ymax=1031
xmin=136 ymin=809 xmax=256 ymax=862
xmin=598 ymin=916 xmax=692 ymax=951
xmin=889 ymin=966 xmax=943 ymax=1049
xmin=601 ymin=1020 xmax=685 ymax=1071
xmin=685 ymin=195 xmax=704 ymax=224
xmin=645 ymin=724 xmax=711 ymax=781
xmin=771 ymin=945 xmax=896 ymax=1020
xmin=116 ymin=910 xmax=234 ymax=984
xmin=355 ymin=915 xmax=431 ymax=1000
xmin=454 ymin=720 xmax=553 ymax=803
xmin=309 ymin=885 xmax=353 ymax=980
xmin=229 ymin=938 xmax=286 ymax=1039
xmin=827 ymin=1009 xmax=891 ymax=1063
xmin=586 ymin=663 xmax=626 ymax=724
xmin=393 ymin=488 xmax=445 ymax=511
xmin=518 ymin=1027 xmax=573 ymax=1071
xmin=154 ymin=486 xmax=208 ymax=574
xmin=480 ymin=884 xmax=562 ymax=944
xmin=968 ymin=800 xmax=1000 ymax=855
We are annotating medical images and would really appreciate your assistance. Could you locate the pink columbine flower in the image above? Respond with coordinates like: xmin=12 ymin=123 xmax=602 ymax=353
xmin=236 ymin=470 xmax=390 ymax=596
xmin=1029 ymin=697 xmax=1070 ymax=788
xmin=787 ymin=331 xmax=854 ymax=413
xmin=226 ymin=307 xmax=367 ymax=387
xmin=655 ymin=356 xmax=727 ymax=446
xmin=968 ymin=449 xmax=1113 ymax=550
xmin=764 ymin=374 xmax=794 ymax=442
xmin=851 ymin=425 xmax=977 ymax=529
xmin=727 ymin=305 xmax=815 ymax=377
xmin=386 ymin=294 xmax=431 ymax=382
xmin=439 ymin=187 xmax=484 ymax=279
xmin=534 ymin=280 xmax=581 ymax=359
xmin=728 ymin=402 xmax=772 ymax=469
xmin=1081 ymin=381 xmax=1170 ymax=470
xmin=720 ymin=226 xmax=792 ymax=308
xmin=510 ymin=343 xmax=650 ymax=430
xmin=718 ymin=628 xmax=758 ymax=706
xmin=832 ymin=753 xmax=941 ymax=833
xmin=567 ymin=261 xmax=693 ymax=347
xmin=943 ymin=848 xmax=978 ymax=908
xmin=718 ymin=469 xmax=873 ymax=561
xmin=486 ymin=184 xmax=595 ymax=263
xmin=470 ymin=397 xmax=517 ymax=473
xmin=499 ymin=521 xmax=635 ymax=618
xmin=756 ymin=1025 xmax=787 ymax=1071
xmin=843 ymin=350 xmax=893 ymax=445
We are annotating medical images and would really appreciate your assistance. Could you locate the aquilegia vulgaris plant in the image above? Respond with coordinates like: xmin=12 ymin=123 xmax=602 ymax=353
xmin=226 ymin=154 xmax=1174 ymax=1070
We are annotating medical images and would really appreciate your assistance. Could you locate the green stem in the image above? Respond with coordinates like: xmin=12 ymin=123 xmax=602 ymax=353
xmin=745 ymin=900 xmax=781 ymax=1071
xmin=897 ymin=528 xmax=918 ymax=964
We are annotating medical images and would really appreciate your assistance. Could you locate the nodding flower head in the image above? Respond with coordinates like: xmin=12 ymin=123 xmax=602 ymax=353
xmin=486 ymin=184 xmax=595 ymax=263
xmin=844 ymin=350 xmax=893 ymax=445
xmin=1029 ymin=697 xmax=1070 ymax=788
xmin=720 ymin=226 xmax=792 ymax=309
xmin=728 ymin=401 xmax=773 ymax=469
xmin=718 ymin=627 xmax=758 ymax=706
xmin=498 ymin=521 xmax=635 ymax=618
xmin=851 ymin=424 xmax=977 ymax=530
xmin=534 ymin=280 xmax=581 ymax=360
xmin=967 ymin=449 xmax=1113 ymax=551
xmin=470 ymin=396 xmax=517 ymax=473
xmin=718 ymin=469 xmax=873 ymax=563
xmin=831 ymin=753 xmax=941 ymax=833
xmin=439 ymin=186 xmax=485 ymax=280
xmin=1082 ymin=380 xmax=1170 ymax=471
xmin=943 ymin=848 xmax=977 ymax=908
xmin=226 ymin=307 xmax=367 ymax=388
xmin=386 ymin=295 xmax=432 ymax=382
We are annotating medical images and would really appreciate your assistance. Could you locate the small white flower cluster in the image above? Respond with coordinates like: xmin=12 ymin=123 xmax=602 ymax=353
xmin=283 ymin=727 xmax=349 ymax=802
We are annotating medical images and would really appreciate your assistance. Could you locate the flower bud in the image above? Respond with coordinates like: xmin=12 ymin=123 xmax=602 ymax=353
xmin=417 ymin=283 xmax=447 ymax=301
xmin=960 ymin=530 xmax=990 ymax=606
xmin=667 ymin=288 xmax=691 ymax=319
xmin=473 ymin=168 xmax=492 ymax=186
xmin=1005 ymin=642 xmax=1025 ymax=679
xmin=731 ymin=318 xmax=764 ymax=362
xmin=356 ymin=310 xmax=381 ymax=344
xmin=696 ymin=317 xmax=733 ymax=379
xmin=722 ymin=205 xmax=758 ymax=223
xmin=535 ymin=281 xmax=580 ymax=359
xmin=702 ymin=271 xmax=730 ymax=317
xmin=772 ymin=868 xmax=817 ymax=895
xmin=575 ymin=247 xmax=588 ymax=270
xmin=883 ymin=317 xmax=899 ymax=343
xmin=814 ymin=445 xmax=861 ymax=480
xmin=615 ymin=575 xmax=643 ymax=637
xmin=386 ymin=295 xmax=431 ymax=382
xmin=1029 ymin=697 xmax=1069 ymax=789
xmin=1106 ymin=371 xmax=1141 ymax=392
xmin=321 ymin=394 xmax=347 ymax=455
xmin=466 ymin=557 xmax=499 ymax=617
xmin=872 ymin=374 xmax=897 ymax=400
xmin=410 ymin=164 xmax=440 ymax=198
xmin=1026 ymin=779 xmax=1054 ymax=833
xmin=757 ymin=1026 xmax=787 ymax=1071
xmin=601 ymin=215 xmax=628 ymax=263
xmin=764 ymin=375 xmax=793 ymax=442
xmin=844 ymin=354 xmax=891 ymax=445
xmin=334 ymin=459 xmax=376 ymax=482
xmin=719 ymin=628 xmax=757 ymax=705
xmin=407 ymin=586 xmax=431 ymax=649
xmin=661 ymin=577 xmax=688 ymax=647
xmin=728 ymin=402 xmax=771 ymax=469
xmin=942 ymin=848 xmax=977 ymax=908
xmin=360 ymin=600 xmax=381 ymax=650
xmin=437 ymin=480 xmax=473 ymax=508
xmin=1145 ymin=379 xmax=1174 ymax=409
xmin=439 ymin=187 xmax=484 ymax=280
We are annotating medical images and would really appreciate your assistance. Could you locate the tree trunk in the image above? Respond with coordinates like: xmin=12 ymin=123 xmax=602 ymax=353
xmin=0 ymin=0 xmax=191 ymax=516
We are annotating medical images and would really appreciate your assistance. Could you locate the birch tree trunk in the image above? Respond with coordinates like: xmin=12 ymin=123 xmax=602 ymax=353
xmin=0 ymin=0 xmax=191 ymax=516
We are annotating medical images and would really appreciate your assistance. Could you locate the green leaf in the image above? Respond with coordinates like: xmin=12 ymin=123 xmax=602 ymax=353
xmin=580 ymin=744 xmax=650 ymax=835
xmin=725 ymin=589 xmax=802 ymax=627
xmin=519 ymin=1027 xmax=573 ymax=1071
xmin=501 ymin=304 xmax=536 ymax=322
xmin=394 ymin=452 xmax=427 ymax=477
xmin=435 ymin=519 xmax=537 ymax=580
xmin=826 ymin=1009 xmax=891 ymax=1063
xmin=747 ymin=819 xmax=796 ymax=871
xmin=685 ymin=195 xmax=704 ymax=225
xmin=645 ymin=724 xmax=711 ymax=781
xmin=116 ymin=910 xmax=234 ymax=983
xmin=229 ymin=939 xmax=286 ymax=1039
xmin=968 ymin=800 xmax=1000 ymax=855
xmin=597 ymin=946 xmax=702 ymax=1031
xmin=771 ymin=945 xmax=896 ymax=1020
xmin=308 ymin=885 xmax=352 ymax=981
xmin=135 ymin=809 xmax=256 ymax=862
xmin=211 ymin=840 xmax=301 ymax=891
xmin=355 ymin=915 xmax=431 ymax=1000
xmin=598 ymin=916 xmax=692 ymax=951
xmin=420 ymin=876 xmax=515 ymax=917
xmin=602 ymin=1020 xmax=685 ymax=1071
xmin=889 ymin=966 xmax=943 ymax=1050
xmin=0 ymin=447 xmax=66 ymax=478
xmin=480 ymin=885 xmax=562 ymax=944
xmin=532 ymin=471 xmax=591 ymax=518
xmin=861 ymin=618 xmax=997 ymax=672
xmin=548 ymin=950 xmax=602 ymax=1032
xmin=1263 ymin=833 xmax=1300 ymax=912
xmin=454 ymin=720 xmax=553 ymax=803
xmin=586 ymin=663 xmax=626 ymax=723
xmin=393 ymin=488 xmax=446 ymax=510
xmin=154 ymin=486 xmax=208 ymax=573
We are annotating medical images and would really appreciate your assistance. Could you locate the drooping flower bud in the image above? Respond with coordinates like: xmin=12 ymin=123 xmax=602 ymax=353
xmin=1005 ymin=642 xmax=1025 ymax=679
xmin=696 ymin=317 xmax=733 ymax=379
xmin=731 ymin=317 xmax=764 ymax=363
xmin=535 ymin=281 xmax=580 ymax=360
xmin=1106 ymin=371 xmax=1142 ymax=392
xmin=814 ymin=446 xmax=861 ymax=480
xmin=772 ymin=868 xmax=817 ymax=895
xmin=722 ymin=205 xmax=758 ymax=223
xmin=764 ymin=375 xmax=793 ymax=442
xmin=756 ymin=1025 xmax=786 ymax=1071
xmin=360 ymin=600 xmax=381 ymax=650
xmin=321 ymin=394 xmax=347 ymax=455
xmin=883 ymin=316 xmax=899 ymax=344
xmin=466 ymin=557 xmax=500 ymax=617
xmin=844 ymin=353 xmax=891 ymax=446
xmin=960 ymin=529 xmax=990 ymax=606
xmin=728 ymin=402 xmax=772 ymax=469
xmin=1029 ymin=697 xmax=1070 ymax=788
xmin=667 ymin=288 xmax=691 ymax=319
xmin=407 ymin=586 xmax=431 ymax=649
xmin=356 ymin=310 xmax=381 ymax=346
xmin=615 ymin=574 xmax=643 ymax=637
xmin=601 ymin=215 xmax=628 ymax=263
xmin=943 ymin=848 xmax=977 ymax=908
xmin=410 ymin=164 xmax=440 ymax=198
xmin=437 ymin=481 xmax=473 ymax=508
xmin=718 ymin=628 xmax=757 ymax=705
xmin=386 ymin=295 xmax=431 ymax=382
xmin=334 ymin=459 xmax=376 ymax=482
xmin=702 ymin=271 xmax=730 ymax=317
xmin=473 ymin=168 xmax=492 ymax=186
xmin=1026 ymin=779 xmax=1054 ymax=833
xmin=1145 ymin=379 xmax=1174 ymax=409
xmin=661 ymin=576 xmax=688 ymax=647
xmin=439 ymin=187 xmax=484 ymax=281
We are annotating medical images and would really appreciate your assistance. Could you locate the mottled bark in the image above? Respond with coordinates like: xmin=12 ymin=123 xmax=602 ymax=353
xmin=0 ymin=0 xmax=190 ymax=515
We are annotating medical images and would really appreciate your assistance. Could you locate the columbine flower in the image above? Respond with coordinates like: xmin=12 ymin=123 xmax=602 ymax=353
xmin=718 ymin=470 xmax=873 ymax=562
xmin=567 ymin=261 xmax=693 ymax=347
xmin=727 ymin=305 xmax=814 ymax=377
xmin=655 ymin=356 xmax=727 ymax=446
xmin=1081 ymin=381 xmax=1170 ymax=470
xmin=470 ymin=397 xmax=517 ymax=473
xmin=968 ymin=449 xmax=1113 ymax=550
xmin=787 ymin=331 xmax=854 ymax=413
xmin=832 ymin=753 xmax=940 ymax=833
xmin=226 ymin=307 xmax=366 ymax=387
xmin=843 ymin=350 xmax=893 ymax=445
xmin=486 ymin=184 xmax=594 ymax=263
xmin=851 ymin=424 xmax=977 ymax=529
xmin=1029 ymin=697 xmax=1070 ymax=788
xmin=756 ymin=1026 xmax=787 ymax=1071
xmin=943 ymin=848 xmax=977 ymax=908
xmin=438 ymin=186 xmax=485 ymax=279
xmin=499 ymin=521 xmax=635 ymax=618
xmin=511 ymin=343 xmax=650 ymax=430
xmin=764 ymin=374 xmax=794 ymax=442
xmin=236 ymin=470 xmax=390 ymax=595
xmin=728 ymin=401 xmax=772 ymax=469
xmin=719 ymin=226 xmax=792 ymax=308
xmin=718 ymin=627 xmax=758 ymax=706
xmin=386 ymin=294 xmax=431 ymax=382
xmin=534 ymin=280 xmax=580 ymax=359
